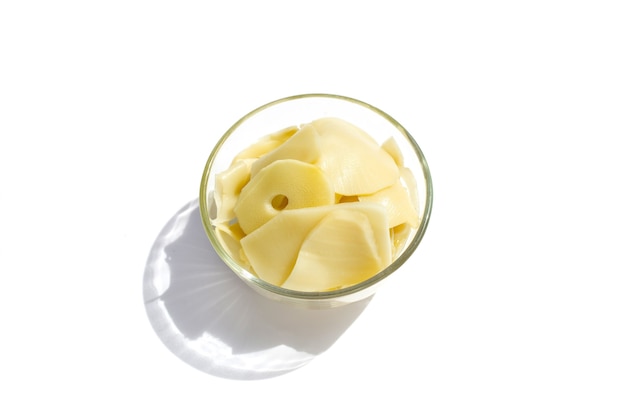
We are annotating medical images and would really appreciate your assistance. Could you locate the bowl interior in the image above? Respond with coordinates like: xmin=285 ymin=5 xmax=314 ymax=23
xmin=200 ymin=94 xmax=432 ymax=306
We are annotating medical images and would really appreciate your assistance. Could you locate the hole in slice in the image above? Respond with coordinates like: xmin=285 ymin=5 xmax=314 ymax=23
xmin=271 ymin=194 xmax=289 ymax=210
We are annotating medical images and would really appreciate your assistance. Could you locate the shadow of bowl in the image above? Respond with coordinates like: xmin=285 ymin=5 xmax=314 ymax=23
xmin=143 ymin=199 xmax=372 ymax=380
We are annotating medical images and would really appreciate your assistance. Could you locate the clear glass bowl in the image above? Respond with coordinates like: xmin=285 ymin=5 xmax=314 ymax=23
xmin=199 ymin=93 xmax=433 ymax=308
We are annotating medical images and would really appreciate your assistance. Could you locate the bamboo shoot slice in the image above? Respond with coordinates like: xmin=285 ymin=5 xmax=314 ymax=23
xmin=250 ymin=123 xmax=321 ymax=177
xmin=281 ymin=210 xmax=384 ymax=292
xmin=231 ymin=125 xmax=298 ymax=163
xmin=359 ymin=179 xmax=419 ymax=228
xmin=234 ymin=159 xmax=334 ymax=234
xmin=311 ymin=118 xmax=399 ymax=195
xmin=240 ymin=202 xmax=391 ymax=289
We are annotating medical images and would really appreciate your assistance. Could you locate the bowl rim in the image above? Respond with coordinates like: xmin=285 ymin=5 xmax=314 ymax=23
xmin=199 ymin=93 xmax=433 ymax=300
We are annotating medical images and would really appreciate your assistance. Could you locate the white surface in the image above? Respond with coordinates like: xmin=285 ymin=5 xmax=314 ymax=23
xmin=1 ymin=1 xmax=625 ymax=415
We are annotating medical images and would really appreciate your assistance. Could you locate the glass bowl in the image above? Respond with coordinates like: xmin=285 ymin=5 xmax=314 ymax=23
xmin=199 ymin=93 xmax=433 ymax=308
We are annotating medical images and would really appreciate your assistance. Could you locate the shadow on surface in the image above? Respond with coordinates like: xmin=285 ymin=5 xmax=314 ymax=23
xmin=143 ymin=199 xmax=371 ymax=380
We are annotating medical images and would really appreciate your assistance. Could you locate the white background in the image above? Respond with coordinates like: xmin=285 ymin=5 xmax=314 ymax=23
xmin=1 ymin=1 xmax=625 ymax=415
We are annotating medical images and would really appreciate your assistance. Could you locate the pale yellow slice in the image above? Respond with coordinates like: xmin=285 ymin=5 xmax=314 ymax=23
xmin=250 ymin=123 xmax=321 ymax=177
xmin=400 ymin=166 xmax=420 ymax=219
xmin=239 ymin=206 xmax=333 ymax=286
xmin=234 ymin=159 xmax=334 ymax=234
xmin=214 ymin=222 xmax=249 ymax=268
xmin=213 ymin=158 xmax=253 ymax=223
xmin=381 ymin=136 xmax=404 ymax=167
xmin=231 ymin=125 xmax=298 ymax=163
xmin=311 ymin=117 xmax=399 ymax=195
xmin=281 ymin=210 xmax=384 ymax=292
xmin=359 ymin=179 xmax=419 ymax=228
xmin=390 ymin=222 xmax=412 ymax=259
xmin=240 ymin=202 xmax=391 ymax=289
